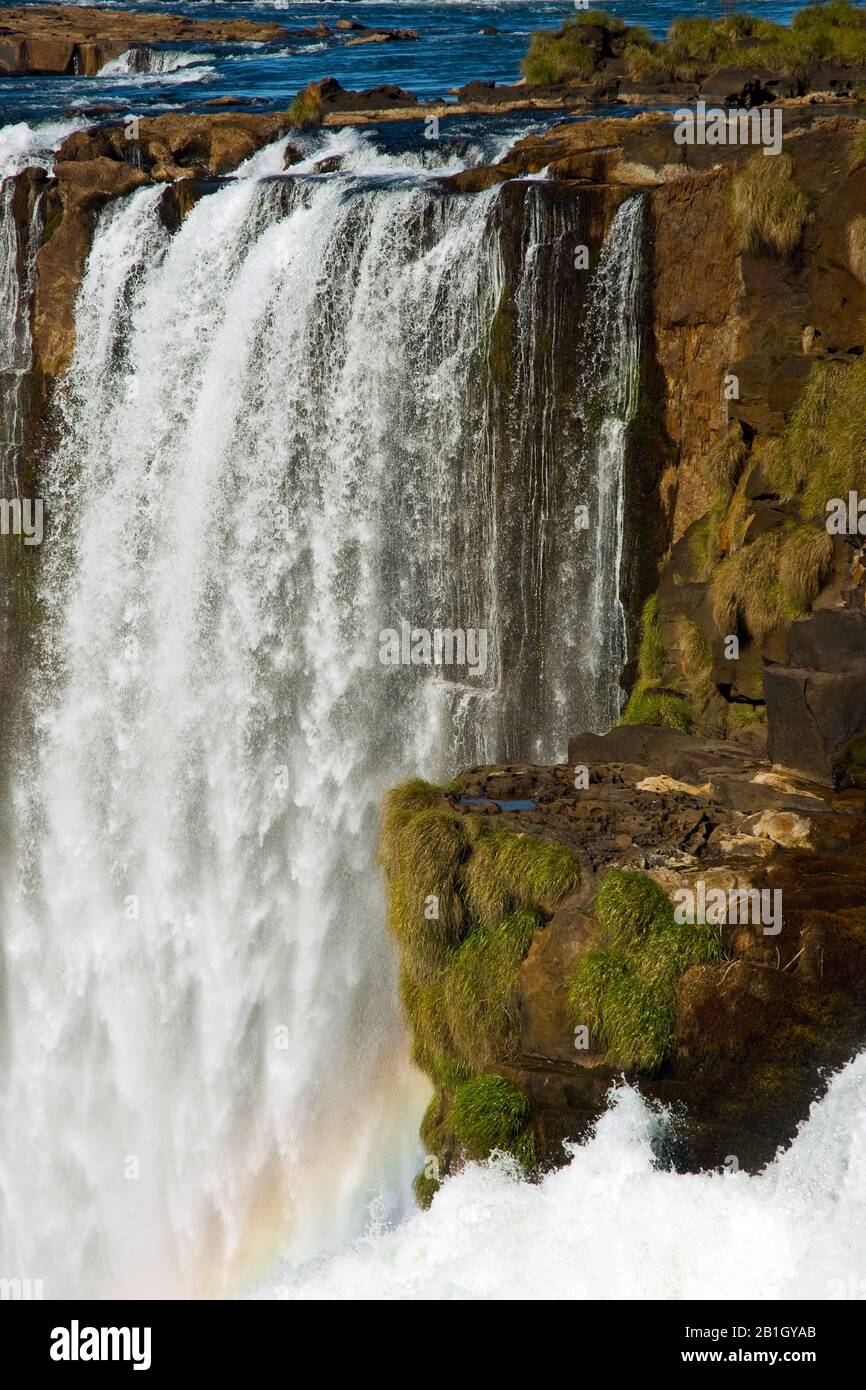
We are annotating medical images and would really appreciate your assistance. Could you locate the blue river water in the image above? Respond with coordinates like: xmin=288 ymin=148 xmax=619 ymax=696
xmin=0 ymin=2 xmax=839 ymax=126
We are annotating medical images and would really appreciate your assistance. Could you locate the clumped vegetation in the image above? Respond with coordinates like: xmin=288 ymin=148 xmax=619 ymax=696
xmin=522 ymin=20 xmax=598 ymax=86
xmin=728 ymin=702 xmax=767 ymax=731
xmin=847 ymin=214 xmax=866 ymax=285
xmin=567 ymin=869 xmax=724 ymax=1070
xmin=832 ymin=730 xmax=866 ymax=788
xmin=381 ymin=779 xmax=581 ymax=1193
xmin=286 ymin=83 xmax=323 ymax=128
xmin=676 ymin=616 xmax=716 ymax=707
xmin=706 ymin=424 xmax=749 ymax=501
xmin=711 ymin=523 xmax=833 ymax=644
xmin=523 ymin=4 xmax=866 ymax=88
xmin=412 ymin=1167 xmax=440 ymax=1210
xmin=621 ymin=593 xmax=693 ymax=732
xmin=449 ymin=1073 xmax=537 ymax=1166
xmin=729 ymin=152 xmax=810 ymax=259
xmin=766 ymin=356 xmax=866 ymax=517
xmin=656 ymin=2 xmax=866 ymax=74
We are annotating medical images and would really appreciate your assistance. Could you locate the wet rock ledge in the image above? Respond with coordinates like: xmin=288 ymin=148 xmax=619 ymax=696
xmin=0 ymin=4 xmax=288 ymax=76
xmin=383 ymin=726 xmax=866 ymax=1207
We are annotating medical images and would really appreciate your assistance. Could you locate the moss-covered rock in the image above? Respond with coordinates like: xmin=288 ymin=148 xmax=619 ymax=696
xmin=380 ymin=778 xmax=580 ymax=1199
xmin=567 ymin=869 xmax=724 ymax=1070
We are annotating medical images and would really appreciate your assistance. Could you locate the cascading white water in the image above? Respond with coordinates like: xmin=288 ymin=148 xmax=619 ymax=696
xmin=0 ymin=139 xmax=645 ymax=1297
xmin=579 ymin=194 xmax=645 ymax=729
xmin=263 ymin=1051 xmax=866 ymax=1300
xmin=98 ymin=48 xmax=213 ymax=79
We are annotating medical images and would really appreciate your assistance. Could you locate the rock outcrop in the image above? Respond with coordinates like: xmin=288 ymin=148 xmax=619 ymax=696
xmin=0 ymin=5 xmax=287 ymax=76
xmin=385 ymin=730 xmax=866 ymax=1197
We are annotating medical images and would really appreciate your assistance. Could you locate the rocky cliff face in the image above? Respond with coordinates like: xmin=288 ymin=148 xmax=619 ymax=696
xmin=381 ymin=108 xmax=866 ymax=1196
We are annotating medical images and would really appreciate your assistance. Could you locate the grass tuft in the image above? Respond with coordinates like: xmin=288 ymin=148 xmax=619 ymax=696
xmin=381 ymin=780 xmax=580 ymax=1103
xmin=449 ymin=1073 xmax=536 ymax=1166
xmin=524 ymin=4 xmax=866 ymax=90
xmin=848 ymin=215 xmax=866 ymax=285
xmin=568 ymin=869 xmax=724 ymax=1070
xmin=769 ymin=356 xmax=866 ymax=517
xmin=621 ymin=592 xmax=694 ymax=732
xmin=287 ymin=83 xmax=324 ymax=128
xmin=412 ymin=1168 xmax=441 ymax=1210
xmin=729 ymin=152 xmax=810 ymax=260
xmin=462 ymin=830 xmax=581 ymax=928
xmin=620 ymin=691 xmax=693 ymax=731
xmin=706 ymin=425 xmax=749 ymax=500
xmin=522 ymin=27 xmax=596 ymax=86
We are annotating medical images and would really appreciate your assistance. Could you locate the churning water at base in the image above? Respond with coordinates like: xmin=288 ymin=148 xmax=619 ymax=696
xmin=0 ymin=134 xmax=644 ymax=1297
xmin=263 ymin=1052 xmax=866 ymax=1301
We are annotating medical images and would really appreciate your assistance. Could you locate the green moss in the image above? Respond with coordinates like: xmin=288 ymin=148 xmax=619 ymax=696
xmin=832 ymin=729 xmax=866 ymax=788
xmin=449 ymin=1073 xmax=536 ymax=1167
xmin=412 ymin=1168 xmax=441 ymax=1210
xmin=381 ymin=779 xmax=580 ymax=1100
xmin=568 ymin=869 xmax=724 ymax=1070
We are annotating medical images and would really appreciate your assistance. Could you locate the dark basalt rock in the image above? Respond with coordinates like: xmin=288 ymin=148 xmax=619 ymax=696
xmin=698 ymin=66 xmax=802 ymax=105
xmin=766 ymin=606 xmax=866 ymax=788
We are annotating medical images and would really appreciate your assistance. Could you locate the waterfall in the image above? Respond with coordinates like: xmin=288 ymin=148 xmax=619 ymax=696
xmin=0 ymin=143 xmax=645 ymax=1296
xmin=577 ymin=194 xmax=645 ymax=730
xmin=98 ymin=48 xmax=212 ymax=79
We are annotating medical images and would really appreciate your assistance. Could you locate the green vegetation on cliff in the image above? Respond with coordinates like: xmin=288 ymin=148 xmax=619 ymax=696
xmin=621 ymin=593 xmax=693 ymax=732
xmin=522 ymin=19 xmax=599 ymax=86
xmin=381 ymin=779 xmax=581 ymax=1194
xmin=730 ymin=153 xmax=810 ymax=260
xmin=449 ymin=1073 xmax=537 ymax=1166
xmin=767 ymin=355 xmax=866 ymax=517
xmin=567 ymin=869 xmax=724 ymax=1070
xmin=523 ymin=3 xmax=866 ymax=87
xmin=712 ymin=523 xmax=834 ymax=643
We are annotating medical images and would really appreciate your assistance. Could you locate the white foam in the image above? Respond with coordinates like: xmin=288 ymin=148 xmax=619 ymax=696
xmin=261 ymin=1054 xmax=866 ymax=1300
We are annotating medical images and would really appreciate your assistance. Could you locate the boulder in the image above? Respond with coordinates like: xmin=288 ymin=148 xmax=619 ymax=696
xmin=766 ymin=666 xmax=866 ymax=785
